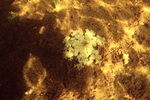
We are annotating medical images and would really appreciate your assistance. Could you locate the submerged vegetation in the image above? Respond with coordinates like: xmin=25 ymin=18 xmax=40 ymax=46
xmin=8 ymin=11 xmax=20 ymax=25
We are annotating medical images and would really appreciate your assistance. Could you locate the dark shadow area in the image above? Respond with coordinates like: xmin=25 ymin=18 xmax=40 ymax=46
xmin=0 ymin=2 xmax=67 ymax=99
xmin=0 ymin=0 xmax=25 ymax=100
xmin=0 ymin=0 xmax=21 ymax=26
xmin=0 ymin=18 xmax=42 ymax=100
xmin=0 ymin=4 xmax=90 ymax=99
xmin=0 ymin=0 xmax=14 ymax=9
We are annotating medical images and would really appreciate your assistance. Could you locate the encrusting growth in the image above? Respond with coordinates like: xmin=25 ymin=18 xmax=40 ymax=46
xmin=63 ymin=29 xmax=105 ymax=70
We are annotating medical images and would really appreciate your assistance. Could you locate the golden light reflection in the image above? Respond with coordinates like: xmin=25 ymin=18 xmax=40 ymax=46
xmin=135 ymin=66 xmax=149 ymax=75
xmin=102 ymin=62 xmax=124 ymax=77
xmin=123 ymin=27 xmax=135 ymax=38
xmin=109 ymin=42 xmax=120 ymax=50
xmin=116 ymin=19 xmax=128 ymax=25
xmin=23 ymin=54 xmax=47 ymax=99
xmin=94 ymin=0 xmax=115 ymax=12
xmin=133 ymin=41 xmax=149 ymax=52
xmin=39 ymin=26 xmax=45 ymax=34
xmin=101 ymin=61 xmax=113 ymax=75
xmin=142 ymin=6 xmax=150 ymax=13
xmin=12 ymin=0 xmax=48 ymax=20
xmin=123 ymin=53 xmax=129 ymax=65
xmin=54 ymin=0 xmax=83 ymax=12
xmin=139 ymin=6 xmax=150 ymax=25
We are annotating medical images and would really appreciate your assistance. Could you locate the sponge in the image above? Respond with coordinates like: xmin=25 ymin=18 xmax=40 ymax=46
xmin=63 ymin=29 xmax=105 ymax=69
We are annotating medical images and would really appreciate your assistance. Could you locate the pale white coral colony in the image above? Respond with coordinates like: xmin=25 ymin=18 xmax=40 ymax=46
xmin=63 ymin=29 xmax=105 ymax=69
